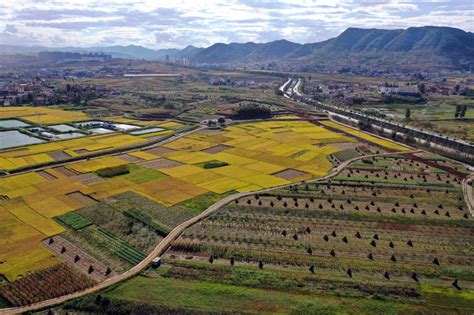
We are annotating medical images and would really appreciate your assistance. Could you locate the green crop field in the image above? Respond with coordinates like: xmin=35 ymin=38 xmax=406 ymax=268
xmin=56 ymin=212 xmax=92 ymax=230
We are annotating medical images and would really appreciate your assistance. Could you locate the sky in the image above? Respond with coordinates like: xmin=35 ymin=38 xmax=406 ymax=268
xmin=0 ymin=0 xmax=473 ymax=49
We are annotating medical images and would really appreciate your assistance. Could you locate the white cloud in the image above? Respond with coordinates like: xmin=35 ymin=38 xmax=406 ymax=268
xmin=0 ymin=0 xmax=472 ymax=48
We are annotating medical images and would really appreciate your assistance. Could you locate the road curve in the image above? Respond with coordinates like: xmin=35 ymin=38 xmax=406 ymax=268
xmin=0 ymin=148 xmax=421 ymax=314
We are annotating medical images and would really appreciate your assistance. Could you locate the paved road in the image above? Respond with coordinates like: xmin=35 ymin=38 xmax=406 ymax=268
xmin=0 ymin=148 xmax=419 ymax=314
xmin=462 ymin=174 xmax=474 ymax=217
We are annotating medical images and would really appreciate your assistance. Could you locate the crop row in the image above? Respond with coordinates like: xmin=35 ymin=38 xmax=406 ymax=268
xmin=124 ymin=208 xmax=171 ymax=237
xmin=97 ymin=228 xmax=147 ymax=265
xmin=0 ymin=264 xmax=95 ymax=306
xmin=56 ymin=212 xmax=92 ymax=230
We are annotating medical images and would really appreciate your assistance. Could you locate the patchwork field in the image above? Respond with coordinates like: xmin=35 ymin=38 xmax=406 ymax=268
xmin=155 ymin=153 xmax=473 ymax=313
xmin=0 ymin=119 xmax=418 ymax=308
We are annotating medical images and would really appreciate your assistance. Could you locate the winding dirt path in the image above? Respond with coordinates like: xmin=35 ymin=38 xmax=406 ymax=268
xmin=0 ymin=148 xmax=423 ymax=314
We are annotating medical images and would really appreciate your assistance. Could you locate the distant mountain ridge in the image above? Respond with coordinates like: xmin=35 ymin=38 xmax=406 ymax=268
xmin=0 ymin=44 xmax=203 ymax=61
xmin=191 ymin=26 xmax=473 ymax=64
xmin=1 ymin=26 xmax=473 ymax=71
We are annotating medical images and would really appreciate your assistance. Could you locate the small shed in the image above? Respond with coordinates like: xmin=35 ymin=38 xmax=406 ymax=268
xmin=151 ymin=257 xmax=161 ymax=268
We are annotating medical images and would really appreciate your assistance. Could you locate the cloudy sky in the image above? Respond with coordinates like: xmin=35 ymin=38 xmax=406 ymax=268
xmin=1 ymin=0 xmax=472 ymax=49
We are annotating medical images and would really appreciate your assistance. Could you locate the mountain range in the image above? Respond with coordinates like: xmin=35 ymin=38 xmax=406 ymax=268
xmin=2 ymin=26 xmax=473 ymax=71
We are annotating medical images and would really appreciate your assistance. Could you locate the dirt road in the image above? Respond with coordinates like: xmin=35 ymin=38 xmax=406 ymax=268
xmin=463 ymin=174 xmax=474 ymax=217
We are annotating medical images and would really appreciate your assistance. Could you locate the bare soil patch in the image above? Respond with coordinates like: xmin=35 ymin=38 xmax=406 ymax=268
xmin=73 ymin=149 xmax=90 ymax=155
xmin=67 ymin=191 xmax=97 ymax=206
xmin=54 ymin=166 xmax=80 ymax=176
xmin=116 ymin=153 xmax=143 ymax=162
xmin=202 ymin=144 xmax=232 ymax=154
xmin=272 ymin=169 xmax=309 ymax=180
xmin=37 ymin=170 xmax=58 ymax=181
xmin=48 ymin=151 xmax=72 ymax=161
xmin=143 ymin=146 xmax=176 ymax=155
xmin=72 ymin=173 xmax=104 ymax=185
xmin=139 ymin=158 xmax=183 ymax=169
xmin=43 ymin=235 xmax=115 ymax=282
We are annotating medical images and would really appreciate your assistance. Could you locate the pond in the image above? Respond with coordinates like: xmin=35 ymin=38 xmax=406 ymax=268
xmin=89 ymin=128 xmax=114 ymax=134
xmin=0 ymin=130 xmax=45 ymax=149
xmin=112 ymin=123 xmax=140 ymax=131
xmin=74 ymin=121 xmax=107 ymax=128
xmin=0 ymin=119 xmax=31 ymax=128
xmin=54 ymin=133 xmax=85 ymax=140
xmin=49 ymin=124 xmax=79 ymax=133
xmin=130 ymin=127 xmax=165 ymax=135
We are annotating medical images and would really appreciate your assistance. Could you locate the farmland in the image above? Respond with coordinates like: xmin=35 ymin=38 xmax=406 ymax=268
xmin=0 ymin=113 xmax=472 ymax=313
xmin=138 ymin=152 xmax=473 ymax=313
xmin=0 ymin=264 xmax=95 ymax=306
xmin=0 ymin=119 xmax=377 ymax=287
xmin=0 ymin=106 xmax=90 ymax=124
xmin=0 ymin=112 xmax=181 ymax=172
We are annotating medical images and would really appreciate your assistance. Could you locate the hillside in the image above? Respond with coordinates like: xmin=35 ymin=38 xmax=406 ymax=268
xmin=190 ymin=26 xmax=474 ymax=71
xmin=2 ymin=26 xmax=472 ymax=71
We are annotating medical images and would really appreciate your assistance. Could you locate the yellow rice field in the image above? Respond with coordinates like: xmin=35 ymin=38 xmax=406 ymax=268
xmin=320 ymin=121 xmax=410 ymax=151
xmin=0 ymin=119 xmax=409 ymax=281
xmin=0 ymin=133 xmax=151 ymax=172
xmin=0 ymin=106 xmax=89 ymax=124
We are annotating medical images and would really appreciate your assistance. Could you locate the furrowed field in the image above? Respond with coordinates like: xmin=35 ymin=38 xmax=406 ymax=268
xmin=116 ymin=152 xmax=472 ymax=313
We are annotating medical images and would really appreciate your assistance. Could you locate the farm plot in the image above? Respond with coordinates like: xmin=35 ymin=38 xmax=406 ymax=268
xmin=51 ymin=197 xmax=175 ymax=273
xmin=0 ymin=119 xmax=403 ymax=286
xmin=0 ymin=263 xmax=95 ymax=306
xmin=164 ymin=153 xmax=473 ymax=310
xmin=0 ymin=106 xmax=89 ymax=124
xmin=0 ymin=133 xmax=149 ymax=172
xmin=0 ymin=114 xmax=183 ymax=172
xmin=43 ymin=236 xmax=115 ymax=282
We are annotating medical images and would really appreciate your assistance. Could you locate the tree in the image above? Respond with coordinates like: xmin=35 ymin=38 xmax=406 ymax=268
xmin=233 ymin=104 xmax=271 ymax=119
xmin=405 ymin=108 xmax=411 ymax=119
xmin=455 ymin=105 xmax=462 ymax=118
xmin=418 ymin=83 xmax=426 ymax=94
xmin=460 ymin=105 xmax=467 ymax=118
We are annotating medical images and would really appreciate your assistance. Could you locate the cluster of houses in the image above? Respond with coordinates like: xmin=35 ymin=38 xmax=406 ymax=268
xmin=209 ymin=77 xmax=275 ymax=90
xmin=378 ymin=85 xmax=420 ymax=96
xmin=0 ymin=81 xmax=111 ymax=106
xmin=308 ymin=78 xmax=473 ymax=106
xmin=0 ymin=82 xmax=56 ymax=106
